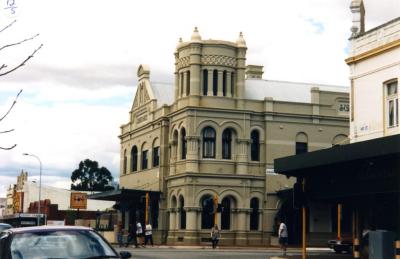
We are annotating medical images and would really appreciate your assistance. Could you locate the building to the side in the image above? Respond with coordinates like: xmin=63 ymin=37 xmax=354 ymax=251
xmin=2 ymin=171 xmax=115 ymax=227
xmin=113 ymin=29 xmax=349 ymax=246
xmin=275 ymin=0 xmax=399 ymax=256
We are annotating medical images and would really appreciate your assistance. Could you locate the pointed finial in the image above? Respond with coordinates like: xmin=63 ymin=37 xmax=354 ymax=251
xmin=176 ymin=37 xmax=184 ymax=49
xmin=191 ymin=27 xmax=202 ymax=42
xmin=236 ymin=31 xmax=246 ymax=47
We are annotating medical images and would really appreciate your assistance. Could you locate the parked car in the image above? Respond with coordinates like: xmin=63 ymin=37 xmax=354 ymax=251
xmin=328 ymin=237 xmax=353 ymax=254
xmin=0 ymin=224 xmax=12 ymax=232
xmin=0 ymin=225 xmax=132 ymax=259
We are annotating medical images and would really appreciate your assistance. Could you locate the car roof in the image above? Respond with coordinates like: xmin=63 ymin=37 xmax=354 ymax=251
xmin=0 ymin=223 xmax=11 ymax=226
xmin=7 ymin=225 xmax=93 ymax=234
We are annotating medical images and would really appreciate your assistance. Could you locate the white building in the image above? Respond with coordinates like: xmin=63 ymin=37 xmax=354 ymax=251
xmin=347 ymin=0 xmax=400 ymax=142
xmin=4 ymin=171 xmax=114 ymax=215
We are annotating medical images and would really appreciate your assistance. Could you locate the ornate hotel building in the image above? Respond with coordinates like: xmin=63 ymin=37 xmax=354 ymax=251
xmin=118 ymin=29 xmax=349 ymax=245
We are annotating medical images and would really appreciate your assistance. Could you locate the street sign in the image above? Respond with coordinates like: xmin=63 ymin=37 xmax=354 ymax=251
xmin=70 ymin=192 xmax=87 ymax=209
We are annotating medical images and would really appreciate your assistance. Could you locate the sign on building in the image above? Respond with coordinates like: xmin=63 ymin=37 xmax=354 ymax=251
xmin=70 ymin=192 xmax=87 ymax=210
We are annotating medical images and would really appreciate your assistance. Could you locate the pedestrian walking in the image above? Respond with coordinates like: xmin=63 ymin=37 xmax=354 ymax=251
xmin=125 ymin=223 xmax=138 ymax=248
xmin=210 ymin=224 xmax=221 ymax=249
xmin=136 ymin=220 xmax=145 ymax=247
xmin=145 ymin=223 xmax=154 ymax=246
xmin=278 ymin=219 xmax=288 ymax=256
xmin=117 ymin=224 xmax=124 ymax=248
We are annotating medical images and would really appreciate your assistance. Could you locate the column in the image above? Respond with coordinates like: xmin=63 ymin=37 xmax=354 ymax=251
xmin=234 ymin=208 xmax=250 ymax=246
xmin=184 ymin=207 xmax=200 ymax=245
xmin=236 ymin=46 xmax=246 ymax=108
xmin=167 ymin=208 xmax=177 ymax=245
xmin=207 ymin=70 xmax=213 ymax=96
xmin=226 ymin=71 xmax=232 ymax=97
xmin=174 ymin=52 xmax=179 ymax=100
xmin=236 ymin=139 xmax=249 ymax=174
xmin=186 ymin=136 xmax=199 ymax=173
xmin=189 ymin=43 xmax=201 ymax=106
xmin=169 ymin=140 xmax=177 ymax=175
xmin=217 ymin=70 xmax=223 ymax=96
xmin=311 ymin=87 xmax=320 ymax=124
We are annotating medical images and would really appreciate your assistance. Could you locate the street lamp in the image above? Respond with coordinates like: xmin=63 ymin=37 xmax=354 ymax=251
xmin=23 ymin=153 xmax=42 ymax=226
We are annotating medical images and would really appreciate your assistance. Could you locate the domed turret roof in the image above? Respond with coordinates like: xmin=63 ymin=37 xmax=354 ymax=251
xmin=191 ymin=27 xmax=202 ymax=42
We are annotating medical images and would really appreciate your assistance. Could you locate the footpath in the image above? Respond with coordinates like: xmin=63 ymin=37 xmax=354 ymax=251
xmin=113 ymin=244 xmax=352 ymax=258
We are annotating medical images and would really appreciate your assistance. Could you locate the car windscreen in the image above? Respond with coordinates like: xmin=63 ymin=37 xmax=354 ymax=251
xmin=10 ymin=229 xmax=118 ymax=259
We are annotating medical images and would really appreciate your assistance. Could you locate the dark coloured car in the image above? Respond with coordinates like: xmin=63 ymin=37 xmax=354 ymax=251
xmin=0 ymin=224 xmax=12 ymax=232
xmin=0 ymin=225 xmax=132 ymax=259
xmin=328 ymin=238 xmax=353 ymax=254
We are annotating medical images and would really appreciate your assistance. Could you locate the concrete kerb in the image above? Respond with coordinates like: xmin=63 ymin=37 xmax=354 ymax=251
xmin=113 ymin=244 xmax=331 ymax=252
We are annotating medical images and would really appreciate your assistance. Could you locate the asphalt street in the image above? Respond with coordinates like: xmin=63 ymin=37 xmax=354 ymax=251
xmin=114 ymin=246 xmax=353 ymax=259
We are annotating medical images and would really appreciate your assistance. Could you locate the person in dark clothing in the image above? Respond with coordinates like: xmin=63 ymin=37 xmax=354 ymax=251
xmin=125 ymin=223 xmax=138 ymax=248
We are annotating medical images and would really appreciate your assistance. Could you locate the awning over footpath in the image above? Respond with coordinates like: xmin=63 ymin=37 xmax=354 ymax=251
xmin=274 ymin=134 xmax=400 ymax=200
xmin=88 ymin=188 xmax=161 ymax=202
xmin=275 ymin=134 xmax=400 ymax=177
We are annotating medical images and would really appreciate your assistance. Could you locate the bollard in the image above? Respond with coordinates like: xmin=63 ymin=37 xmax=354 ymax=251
xmin=353 ymin=238 xmax=360 ymax=258
xmin=396 ymin=240 xmax=400 ymax=259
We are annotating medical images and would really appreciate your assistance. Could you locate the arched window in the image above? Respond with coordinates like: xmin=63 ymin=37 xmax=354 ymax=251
xmin=222 ymin=71 xmax=227 ymax=96
xmin=131 ymin=146 xmax=138 ymax=172
xmin=179 ymin=196 xmax=186 ymax=229
xmin=181 ymin=128 xmax=187 ymax=159
xmin=152 ymin=146 xmax=160 ymax=167
xmin=332 ymin=134 xmax=347 ymax=146
xmin=203 ymin=69 xmax=208 ymax=95
xmin=295 ymin=132 xmax=308 ymax=154
xmin=213 ymin=70 xmax=218 ymax=96
xmin=203 ymin=127 xmax=216 ymax=158
xmin=173 ymin=130 xmax=178 ymax=159
xmin=186 ymin=71 xmax=190 ymax=96
xmin=222 ymin=129 xmax=232 ymax=159
xmin=123 ymin=150 xmax=127 ymax=174
xmin=250 ymin=130 xmax=260 ymax=161
xmin=250 ymin=197 xmax=259 ymax=230
xmin=231 ymin=72 xmax=235 ymax=96
xmin=221 ymin=197 xmax=231 ymax=230
xmin=201 ymin=195 xmax=215 ymax=229
xmin=142 ymin=150 xmax=148 ymax=169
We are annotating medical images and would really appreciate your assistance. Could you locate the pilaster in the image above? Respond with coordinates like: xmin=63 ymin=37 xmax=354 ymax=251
xmin=217 ymin=70 xmax=223 ymax=96
xmin=236 ymin=139 xmax=249 ymax=174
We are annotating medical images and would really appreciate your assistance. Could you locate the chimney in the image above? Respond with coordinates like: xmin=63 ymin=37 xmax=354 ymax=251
xmin=245 ymin=65 xmax=264 ymax=79
xmin=350 ymin=0 xmax=365 ymax=37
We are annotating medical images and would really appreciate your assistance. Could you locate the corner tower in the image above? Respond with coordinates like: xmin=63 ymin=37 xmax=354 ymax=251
xmin=174 ymin=28 xmax=247 ymax=108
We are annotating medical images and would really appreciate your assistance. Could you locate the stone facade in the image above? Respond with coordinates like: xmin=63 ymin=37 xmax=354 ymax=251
xmin=119 ymin=29 xmax=349 ymax=245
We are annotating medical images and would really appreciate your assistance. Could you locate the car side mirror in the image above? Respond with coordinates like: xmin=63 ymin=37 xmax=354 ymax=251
xmin=119 ymin=251 xmax=132 ymax=258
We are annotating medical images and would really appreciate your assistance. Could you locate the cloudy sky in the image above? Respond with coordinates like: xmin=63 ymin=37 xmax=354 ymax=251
xmin=0 ymin=0 xmax=399 ymax=198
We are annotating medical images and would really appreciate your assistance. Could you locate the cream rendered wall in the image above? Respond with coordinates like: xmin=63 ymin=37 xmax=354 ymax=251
xmin=348 ymin=18 xmax=400 ymax=143
xmin=350 ymin=48 xmax=400 ymax=142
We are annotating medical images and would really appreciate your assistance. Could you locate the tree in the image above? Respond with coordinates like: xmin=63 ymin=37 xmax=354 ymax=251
xmin=0 ymin=20 xmax=42 ymax=150
xmin=0 ymin=89 xmax=22 ymax=150
xmin=0 ymin=20 xmax=43 ymax=76
xmin=71 ymin=159 xmax=115 ymax=192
